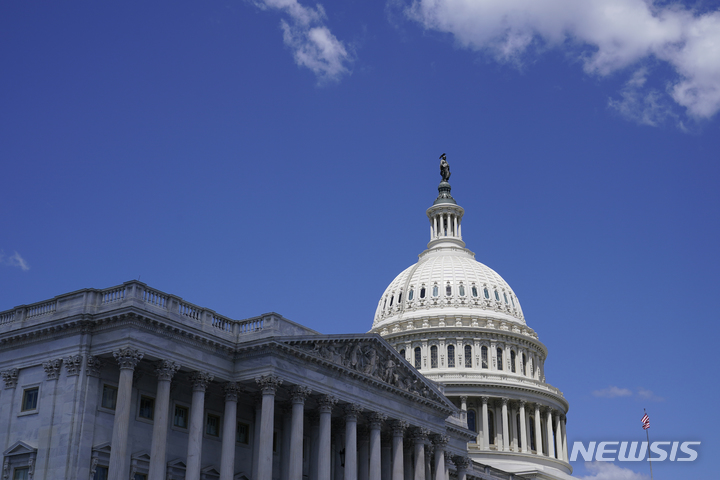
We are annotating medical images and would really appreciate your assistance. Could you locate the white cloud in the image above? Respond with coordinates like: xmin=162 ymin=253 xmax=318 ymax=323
xmin=403 ymin=0 xmax=720 ymax=121
xmin=608 ymin=68 xmax=677 ymax=126
xmin=254 ymin=0 xmax=352 ymax=83
xmin=0 ymin=250 xmax=30 ymax=271
xmin=636 ymin=387 xmax=664 ymax=402
xmin=580 ymin=461 xmax=649 ymax=480
xmin=592 ymin=386 xmax=633 ymax=398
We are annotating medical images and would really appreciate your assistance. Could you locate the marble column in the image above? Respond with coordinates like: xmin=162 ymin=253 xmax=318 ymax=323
xmin=534 ymin=404 xmax=543 ymax=456
xmin=501 ymin=398 xmax=509 ymax=452
xmin=454 ymin=456 xmax=470 ymax=480
xmin=432 ymin=435 xmax=448 ymax=480
xmin=358 ymin=426 xmax=370 ymax=480
xmin=345 ymin=404 xmax=363 ymax=480
xmin=368 ymin=413 xmax=386 ymax=480
xmin=220 ymin=382 xmax=242 ymax=480
xmin=561 ymin=415 xmax=568 ymax=461
xmin=546 ymin=409 xmax=555 ymax=458
xmin=289 ymin=386 xmax=311 ymax=480
xmin=149 ymin=360 xmax=180 ymax=480
xmin=554 ymin=413 xmax=563 ymax=461
xmin=481 ymin=397 xmax=489 ymax=450
xmin=518 ymin=400 xmax=528 ymax=454
xmin=256 ymin=375 xmax=282 ymax=480
xmin=317 ymin=395 xmax=337 ymax=480
xmin=108 ymin=348 xmax=143 ymax=480
xmin=391 ymin=420 xmax=408 ymax=480
xmin=412 ymin=429 xmax=428 ymax=480
xmin=186 ymin=371 xmax=214 ymax=480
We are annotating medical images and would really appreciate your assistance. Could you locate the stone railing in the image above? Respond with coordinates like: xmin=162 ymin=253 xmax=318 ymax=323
xmin=0 ymin=280 xmax=312 ymax=342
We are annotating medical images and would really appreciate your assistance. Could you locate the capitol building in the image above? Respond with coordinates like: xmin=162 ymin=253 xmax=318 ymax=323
xmin=0 ymin=160 xmax=574 ymax=480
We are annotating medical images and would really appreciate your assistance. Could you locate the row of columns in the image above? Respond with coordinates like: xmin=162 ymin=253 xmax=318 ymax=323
xmin=104 ymin=349 xmax=470 ymax=480
xmin=461 ymin=396 xmax=568 ymax=462
xmin=430 ymin=213 xmax=461 ymax=239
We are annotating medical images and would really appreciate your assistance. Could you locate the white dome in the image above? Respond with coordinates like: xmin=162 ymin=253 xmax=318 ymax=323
xmin=372 ymin=245 xmax=525 ymax=330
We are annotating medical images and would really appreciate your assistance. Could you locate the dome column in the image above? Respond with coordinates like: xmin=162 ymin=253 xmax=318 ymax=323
xmin=519 ymin=400 xmax=528 ymax=454
xmin=534 ymin=404 xmax=543 ymax=455
xmin=545 ymin=409 xmax=555 ymax=458
xmin=562 ymin=415 xmax=569 ymax=460
xmin=501 ymin=398 xmax=510 ymax=452
xmin=554 ymin=413 xmax=563 ymax=461
xmin=481 ymin=397 xmax=489 ymax=451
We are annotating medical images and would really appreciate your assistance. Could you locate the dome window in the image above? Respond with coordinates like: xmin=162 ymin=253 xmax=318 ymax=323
xmin=445 ymin=285 xmax=452 ymax=296
xmin=511 ymin=295 xmax=515 ymax=307
xmin=398 ymin=292 xmax=402 ymax=303
xmin=467 ymin=410 xmax=477 ymax=433
xmin=481 ymin=346 xmax=488 ymax=369
xmin=464 ymin=345 xmax=472 ymax=367
xmin=408 ymin=289 xmax=414 ymax=300
xmin=400 ymin=349 xmax=405 ymax=359
xmin=483 ymin=288 xmax=489 ymax=299
xmin=389 ymin=295 xmax=394 ymax=306
xmin=471 ymin=285 xmax=478 ymax=297
xmin=383 ymin=299 xmax=387 ymax=310
xmin=494 ymin=290 xmax=500 ymax=302
xmin=488 ymin=410 xmax=495 ymax=445
xmin=496 ymin=348 xmax=503 ymax=370
xmin=459 ymin=285 xmax=465 ymax=296
xmin=504 ymin=293 xmax=508 ymax=304
xmin=447 ymin=345 xmax=455 ymax=367
xmin=432 ymin=285 xmax=439 ymax=297
xmin=430 ymin=346 xmax=438 ymax=368
xmin=522 ymin=353 xmax=527 ymax=376
xmin=511 ymin=350 xmax=516 ymax=373
xmin=414 ymin=347 xmax=421 ymax=369
xmin=420 ymin=287 xmax=426 ymax=299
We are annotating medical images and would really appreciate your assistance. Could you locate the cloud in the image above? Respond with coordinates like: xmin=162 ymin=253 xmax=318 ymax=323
xmin=0 ymin=250 xmax=30 ymax=271
xmin=580 ymin=461 xmax=649 ymax=480
xmin=592 ymin=386 xmax=633 ymax=398
xmin=402 ymin=0 xmax=720 ymax=122
xmin=253 ymin=0 xmax=352 ymax=83
xmin=608 ymin=67 xmax=677 ymax=126
xmin=636 ymin=387 xmax=664 ymax=402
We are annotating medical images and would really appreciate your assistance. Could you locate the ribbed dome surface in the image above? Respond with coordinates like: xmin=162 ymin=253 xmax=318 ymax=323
xmin=372 ymin=245 xmax=525 ymax=329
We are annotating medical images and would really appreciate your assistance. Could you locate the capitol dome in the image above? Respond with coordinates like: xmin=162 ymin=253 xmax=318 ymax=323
xmin=371 ymin=157 xmax=574 ymax=480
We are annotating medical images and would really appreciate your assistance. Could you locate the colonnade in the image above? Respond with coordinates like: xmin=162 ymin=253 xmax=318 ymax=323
xmin=430 ymin=212 xmax=461 ymax=239
xmin=459 ymin=396 xmax=568 ymax=462
xmin=105 ymin=348 xmax=468 ymax=480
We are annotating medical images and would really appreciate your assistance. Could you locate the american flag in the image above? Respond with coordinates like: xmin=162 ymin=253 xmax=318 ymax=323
xmin=641 ymin=413 xmax=650 ymax=430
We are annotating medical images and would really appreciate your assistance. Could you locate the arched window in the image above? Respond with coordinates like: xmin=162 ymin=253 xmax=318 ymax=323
xmin=488 ymin=410 xmax=495 ymax=445
xmin=529 ymin=417 xmax=536 ymax=451
xmin=430 ymin=346 xmax=438 ymax=368
xmin=483 ymin=287 xmax=489 ymax=299
xmin=399 ymin=349 xmax=405 ymax=359
xmin=398 ymin=292 xmax=402 ymax=303
xmin=383 ymin=299 xmax=387 ymax=310
xmin=389 ymin=295 xmax=393 ymax=306
xmin=472 ymin=285 xmax=478 ymax=297
xmin=511 ymin=350 xmax=516 ymax=373
xmin=504 ymin=293 xmax=508 ymax=304
xmin=414 ymin=347 xmax=421 ymax=369
xmin=497 ymin=348 xmax=503 ymax=370
xmin=447 ymin=345 xmax=455 ymax=367
xmin=516 ymin=413 xmax=522 ymax=449
xmin=481 ymin=346 xmax=488 ymax=369
xmin=522 ymin=354 xmax=527 ymax=376
xmin=445 ymin=284 xmax=452 ymax=296
xmin=420 ymin=287 xmax=426 ymax=299
xmin=459 ymin=284 xmax=465 ymax=296
xmin=494 ymin=290 xmax=500 ymax=301
xmin=464 ymin=345 xmax=472 ymax=367
xmin=408 ymin=289 xmax=414 ymax=300
xmin=467 ymin=410 xmax=477 ymax=433
xmin=432 ymin=285 xmax=439 ymax=297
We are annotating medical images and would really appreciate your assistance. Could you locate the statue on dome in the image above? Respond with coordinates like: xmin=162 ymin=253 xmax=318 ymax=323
xmin=439 ymin=153 xmax=451 ymax=182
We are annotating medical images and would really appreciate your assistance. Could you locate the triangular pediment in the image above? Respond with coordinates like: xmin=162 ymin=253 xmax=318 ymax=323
xmin=201 ymin=465 xmax=220 ymax=474
xmin=167 ymin=459 xmax=186 ymax=468
xmin=280 ymin=333 xmax=456 ymax=412
xmin=233 ymin=473 xmax=250 ymax=480
xmin=92 ymin=442 xmax=112 ymax=454
xmin=3 ymin=441 xmax=36 ymax=456
xmin=131 ymin=450 xmax=151 ymax=461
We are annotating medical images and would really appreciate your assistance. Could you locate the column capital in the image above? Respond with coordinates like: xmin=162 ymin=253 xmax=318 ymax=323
xmin=368 ymin=412 xmax=387 ymax=429
xmin=390 ymin=420 xmax=408 ymax=437
xmin=411 ymin=427 xmax=430 ymax=444
xmin=155 ymin=360 xmax=180 ymax=381
xmin=443 ymin=451 xmax=454 ymax=466
xmin=344 ymin=403 xmax=364 ymax=421
xmin=86 ymin=356 xmax=103 ymax=377
xmin=501 ymin=397 xmax=509 ymax=407
xmin=317 ymin=394 xmax=338 ymax=413
xmin=223 ymin=382 xmax=242 ymax=402
xmin=64 ymin=355 xmax=83 ymax=376
xmin=460 ymin=395 xmax=468 ymax=403
xmin=425 ymin=444 xmax=434 ymax=459
xmin=481 ymin=396 xmax=489 ymax=405
xmin=432 ymin=434 xmax=449 ymax=447
xmin=255 ymin=374 xmax=282 ymax=394
xmin=190 ymin=371 xmax=214 ymax=392
xmin=43 ymin=358 xmax=63 ymax=380
xmin=518 ymin=399 xmax=526 ymax=408
xmin=454 ymin=456 xmax=471 ymax=471
xmin=1 ymin=368 xmax=18 ymax=389
xmin=113 ymin=347 xmax=144 ymax=370
xmin=290 ymin=385 xmax=312 ymax=404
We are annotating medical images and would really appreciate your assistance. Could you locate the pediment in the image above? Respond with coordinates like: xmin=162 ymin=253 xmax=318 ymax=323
xmin=280 ymin=334 xmax=455 ymax=412
xmin=233 ymin=473 xmax=250 ymax=480
xmin=201 ymin=465 xmax=221 ymax=479
xmin=3 ymin=441 xmax=36 ymax=456
xmin=92 ymin=442 xmax=112 ymax=454
xmin=131 ymin=451 xmax=151 ymax=461
xmin=167 ymin=459 xmax=186 ymax=468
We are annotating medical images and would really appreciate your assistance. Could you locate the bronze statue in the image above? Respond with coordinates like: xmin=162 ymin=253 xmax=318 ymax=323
xmin=439 ymin=153 xmax=451 ymax=182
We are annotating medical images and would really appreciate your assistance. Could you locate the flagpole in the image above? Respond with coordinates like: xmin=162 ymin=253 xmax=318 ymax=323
xmin=645 ymin=408 xmax=654 ymax=480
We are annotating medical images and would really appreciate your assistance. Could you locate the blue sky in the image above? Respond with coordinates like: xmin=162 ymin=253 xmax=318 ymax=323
xmin=1 ymin=1 xmax=719 ymax=478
